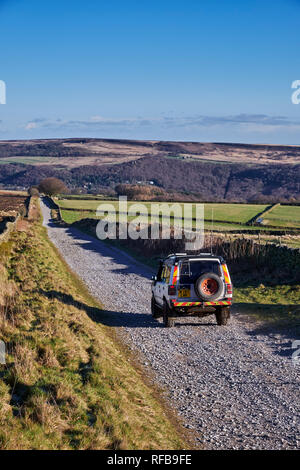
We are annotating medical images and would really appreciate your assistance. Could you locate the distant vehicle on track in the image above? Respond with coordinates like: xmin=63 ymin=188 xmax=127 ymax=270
xmin=151 ymin=253 xmax=233 ymax=327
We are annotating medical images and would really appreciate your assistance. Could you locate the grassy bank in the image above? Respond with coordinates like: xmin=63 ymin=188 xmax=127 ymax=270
xmin=233 ymin=282 xmax=300 ymax=327
xmin=0 ymin=205 xmax=187 ymax=450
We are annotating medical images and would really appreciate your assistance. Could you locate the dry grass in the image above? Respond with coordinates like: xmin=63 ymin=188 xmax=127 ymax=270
xmin=0 ymin=190 xmax=28 ymax=196
xmin=0 ymin=208 xmax=187 ymax=450
xmin=1 ymin=139 xmax=300 ymax=168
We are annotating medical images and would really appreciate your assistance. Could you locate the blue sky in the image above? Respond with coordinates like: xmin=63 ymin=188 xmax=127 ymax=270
xmin=1 ymin=0 xmax=300 ymax=143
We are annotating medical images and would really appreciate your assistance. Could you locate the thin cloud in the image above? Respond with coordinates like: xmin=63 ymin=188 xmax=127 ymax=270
xmin=23 ymin=114 xmax=300 ymax=133
xmin=168 ymin=114 xmax=296 ymax=128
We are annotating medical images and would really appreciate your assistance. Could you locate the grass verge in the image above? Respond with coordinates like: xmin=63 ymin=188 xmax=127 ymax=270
xmin=0 ymin=208 xmax=187 ymax=450
xmin=233 ymin=276 xmax=300 ymax=331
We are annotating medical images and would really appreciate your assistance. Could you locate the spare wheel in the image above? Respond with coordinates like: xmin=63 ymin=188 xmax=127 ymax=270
xmin=195 ymin=272 xmax=223 ymax=301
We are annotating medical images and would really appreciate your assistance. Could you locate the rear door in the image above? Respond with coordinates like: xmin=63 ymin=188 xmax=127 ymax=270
xmin=179 ymin=259 xmax=224 ymax=300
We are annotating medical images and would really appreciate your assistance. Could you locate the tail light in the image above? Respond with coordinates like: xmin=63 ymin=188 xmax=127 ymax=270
xmin=225 ymin=284 xmax=233 ymax=296
xmin=168 ymin=285 xmax=176 ymax=295
xmin=222 ymin=264 xmax=232 ymax=297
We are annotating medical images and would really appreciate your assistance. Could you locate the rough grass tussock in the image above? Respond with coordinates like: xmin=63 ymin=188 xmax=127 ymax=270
xmin=0 ymin=208 xmax=186 ymax=450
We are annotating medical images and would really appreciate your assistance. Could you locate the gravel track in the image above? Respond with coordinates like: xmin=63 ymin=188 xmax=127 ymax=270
xmin=41 ymin=199 xmax=300 ymax=450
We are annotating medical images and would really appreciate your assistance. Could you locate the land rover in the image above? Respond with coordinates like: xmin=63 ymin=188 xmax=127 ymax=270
xmin=151 ymin=253 xmax=233 ymax=327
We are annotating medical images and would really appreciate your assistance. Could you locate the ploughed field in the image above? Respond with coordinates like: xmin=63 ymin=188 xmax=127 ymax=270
xmin=0 ymin=194 xmax=27 ymax=213
xmin=0 ymin=193 xmax=27 ymax=235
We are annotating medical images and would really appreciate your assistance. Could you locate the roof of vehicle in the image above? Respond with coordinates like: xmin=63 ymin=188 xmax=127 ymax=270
xmin=163 ymin=253 xmax=226 ymax=264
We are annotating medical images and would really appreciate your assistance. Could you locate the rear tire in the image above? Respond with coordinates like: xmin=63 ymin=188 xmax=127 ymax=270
xmin=151 ymin=295 xmax=162 ymax=319
xmin=163 ymin=301 xmax=175 ymax=328
xmin=215 ymin=307 xmax=230 ymax=326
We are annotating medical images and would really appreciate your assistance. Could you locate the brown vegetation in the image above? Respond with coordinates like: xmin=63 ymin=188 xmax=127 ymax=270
xmin=1 ymin=138 xmax=300 ymax=202
xmin=1 ymin=138 xmax=300 ymax=165
xmin=1 ymin=156 xmax=300 ymax=202
xmin=38 ymin=177 xmax=68 ymax=196
xmin=0 ymin=208 xmax=186 ymax=450
xmin=0 ymin=195 xmax=27 ymax=214
xmin=114 ymin=183 xmax=194 ymax=201
xmin=28 ymin=186 xmax=39 ymax=196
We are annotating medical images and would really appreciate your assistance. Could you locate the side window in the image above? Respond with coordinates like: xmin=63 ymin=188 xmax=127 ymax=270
xmin=165 ymin=266 xmax=171 ymax=284
xmin=180 ymin=261 xmax=190 ymax=281
xmin=161 ymin=265 xmax=171 ymax=283
xmin=160 ymin=265 xmax=166 ymax=282
xmin=156 ymin=261 xmax=163 ymax=281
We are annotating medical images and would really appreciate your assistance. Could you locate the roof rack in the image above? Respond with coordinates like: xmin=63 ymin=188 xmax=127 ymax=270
xmin=163 ymin=253 xmax=225 ymax=263
xmin=166 ymin=253 xmax=187 ymax=258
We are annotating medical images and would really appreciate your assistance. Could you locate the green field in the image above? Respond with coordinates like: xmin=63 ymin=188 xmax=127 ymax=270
xmin=203 ymin=203 xmax=267 ymax=223
xmin=60 ymin=209 xmax=98 ymax=224
xmin=57 ymin=199 xmax=267 ymax=223
xmin=60 ymin=209 xmax=285 ymax=232
xmin=56 ymin=198 xmax=300 ymax=233
xmin=262 ymin=205 xmax=300 ymax=228
xmin=0 ymin=156 xmax=52 ymax=165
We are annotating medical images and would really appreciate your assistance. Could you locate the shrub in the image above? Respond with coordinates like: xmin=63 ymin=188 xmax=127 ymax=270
xmin=28 ymin=186 xmax=39 ymax=196
xmin=38 ymin=178 xmax=68 ymax=196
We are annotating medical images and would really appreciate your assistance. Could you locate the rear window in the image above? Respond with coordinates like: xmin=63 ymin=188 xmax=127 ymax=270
xmin=180 ymin=260 xmax=221 ymax=282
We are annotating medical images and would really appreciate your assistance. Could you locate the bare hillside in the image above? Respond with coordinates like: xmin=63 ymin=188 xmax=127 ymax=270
xmin=0 ymin=138 xmax=300 ymax=168
xmin=1 ymin=138 xmax=300 ymax=202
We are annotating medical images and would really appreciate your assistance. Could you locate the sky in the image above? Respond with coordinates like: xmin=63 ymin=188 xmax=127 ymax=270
xmin=1 ymin=0 xmax=300 ymax=144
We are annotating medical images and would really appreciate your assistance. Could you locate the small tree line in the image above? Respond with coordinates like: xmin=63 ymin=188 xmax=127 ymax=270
xmin=28 ymin=177 xmax=68 ymax=197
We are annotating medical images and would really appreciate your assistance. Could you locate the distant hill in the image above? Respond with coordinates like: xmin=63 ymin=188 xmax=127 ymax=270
xmin=0 ymin=138 xmax=300 ymax=202
xmin=1 ymin=138 xmax=300 ymax=166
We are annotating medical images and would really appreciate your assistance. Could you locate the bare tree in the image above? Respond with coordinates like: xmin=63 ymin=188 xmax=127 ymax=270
xmin=38 ymin=178 xmax=68 ymax=196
